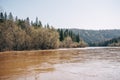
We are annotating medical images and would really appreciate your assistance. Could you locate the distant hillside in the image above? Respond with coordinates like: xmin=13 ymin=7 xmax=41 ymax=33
xmin=70 ymin=29 xmax=120 ymax=45
xmin=98 ymin=37 xmax=120 ymax=46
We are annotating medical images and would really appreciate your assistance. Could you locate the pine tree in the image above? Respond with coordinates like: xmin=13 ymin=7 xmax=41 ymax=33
xmin=25 ymin=17 xmax=30 ymax=27
xmin=64 ymin=29 xmax=69 ymax=37
xmin=38 ymin=20 xmax=42 ymax=27
xmin=31 ymin=21 xmax=34 ymax=26
xmin=8 ymin=12 xmax=14 ymax=21
xmin=47 ymin=23 xmax=50 ymax=29
xmin=0 ymin=12 xmax=4 ymax=22
xmin=76 ymin=33 xmax=80 ymax=42
xmin=35 ymin=17 xmax=38 ymax=26
xmin=60 ymin=29 xmax=64 ymax=41
xmin=15 ymin=16 xmax=18 ymax=25
xmin=15 ymin=16 xmax=18 ymax=22
xmin=4 ymin=12 xmax=7 ymax=20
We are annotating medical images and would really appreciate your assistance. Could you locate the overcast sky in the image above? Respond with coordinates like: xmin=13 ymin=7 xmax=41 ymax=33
xmin=0 ymin=0 xmax=120 ymax=30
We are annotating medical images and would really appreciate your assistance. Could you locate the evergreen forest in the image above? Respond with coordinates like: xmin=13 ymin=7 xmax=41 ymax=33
xmin=0 ymin=12 xmax=87 ymax=51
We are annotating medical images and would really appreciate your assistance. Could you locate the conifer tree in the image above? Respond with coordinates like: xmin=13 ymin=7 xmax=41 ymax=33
xmin=25 ymin=17 xmax=30 ymax=27
xmin=35 ymin=17 xmax=38 ymax=26
xmin=4 ymin=12 xmax=7 ymax=20
xmin=76 ymin=33 xmax=80 ymax=42
xmin=8 ymin=12 xmax=14 ymax=21
xmin=60 ymin=29 xmax=64 ymax=41
xmin=47 ymin=23 xmax=50 ymax=29
xmin=0 ymin=12 xmax=4 ymax=22
xmin=38 ymin=20 xmax=42 ymax=27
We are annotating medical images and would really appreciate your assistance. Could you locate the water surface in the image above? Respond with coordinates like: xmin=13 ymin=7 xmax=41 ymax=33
xmin=0 ymin=47 xmax=120 ymax=80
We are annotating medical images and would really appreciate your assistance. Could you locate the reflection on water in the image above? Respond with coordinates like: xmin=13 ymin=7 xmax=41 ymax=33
xmin=0 ymin=47 xmax=120 ymax=80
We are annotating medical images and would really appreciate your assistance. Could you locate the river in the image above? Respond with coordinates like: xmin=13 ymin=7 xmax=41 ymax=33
xmin=0 ymin=47 xmax=120 ymax=80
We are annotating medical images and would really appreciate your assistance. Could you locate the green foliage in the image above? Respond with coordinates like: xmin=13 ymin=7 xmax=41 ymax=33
xmin=71 ymin=29 xmax=120 ymax=46
xmin=0 ymin=12 xmax=4 ymax=22
xmin=98 ymin=37 xmax=120 ymax=46
xmin=59 ymin=36 xmax=87 ymax=48
xmin=78 ymin=40 xmax=88 ymax=47
xmin=57 ymin=29 xmax=64 ymax=41
xmin=76 ymin=34 xmax=80 ymax=43
xmin=8 ymin=12 xmax=14 ymax=21
xmin=57 ymin=28 xmax=87 ymax=48
xmin=4 ymin=12 xmax=7 ymax=20
xmin=0 ymin=12 xmax=89 ymax=51
xmin=62 ymin=36 xmax=73 ymax=48
xmin=57 ymin=29 xmax=81 ymax=42
xmin=0 ymin=12 xmax=59 ymax=51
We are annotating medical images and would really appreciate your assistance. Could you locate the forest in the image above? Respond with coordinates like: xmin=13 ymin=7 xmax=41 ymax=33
xmin=97 ymin=37 xmax=120 ymax=46
xmin=0 ymin=12 xmax=87 ymax=51
xmin=71 ymin=29 xmax=120 ymax=46
xmin=0 ymin=12 xmax=120 ymax=51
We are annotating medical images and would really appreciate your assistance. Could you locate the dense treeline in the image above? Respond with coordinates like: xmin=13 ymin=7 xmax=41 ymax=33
xmin=57 ymin=29 xmax=80 ymax=42
xmin=71 ymin=29 xmax=120 ymax=46
xmin=1 ymin=12 xmax=119 ymax=52
xmin=57 ymin=29 xmax=88 ymax=48
xmin=0 ymin=12 xmax=59 ymax=51
xmin=97 ymin=37 xmax=120 ymax=46
xmin=0 ymin=12 xmax=87 ymax=51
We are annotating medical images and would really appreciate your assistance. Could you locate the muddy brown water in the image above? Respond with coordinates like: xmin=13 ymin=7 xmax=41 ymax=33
xmin=0 ymin=47 xmax=120 ymax=80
